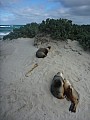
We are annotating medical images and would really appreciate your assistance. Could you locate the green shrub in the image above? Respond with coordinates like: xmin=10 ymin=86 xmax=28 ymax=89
xmin=3 ymin=22 xmax=39 ymax=40
xmin=3 ymin=18 xmax=90 ymax=50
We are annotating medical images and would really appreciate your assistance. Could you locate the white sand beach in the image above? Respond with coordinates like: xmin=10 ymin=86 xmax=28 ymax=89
xmin=0 ymin=38 xmax=90 ymax=120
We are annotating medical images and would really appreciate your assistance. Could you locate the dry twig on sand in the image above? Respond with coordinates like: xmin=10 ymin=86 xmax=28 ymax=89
xmin=25 ymin=63 xmax=38 ymax=77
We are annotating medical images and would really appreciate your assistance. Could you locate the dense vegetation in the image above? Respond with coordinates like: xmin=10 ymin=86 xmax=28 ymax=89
xmin=3 ymin=18 xmax=90 ymax=50
xmin=3 ymin=23 xmax=39 ymax=40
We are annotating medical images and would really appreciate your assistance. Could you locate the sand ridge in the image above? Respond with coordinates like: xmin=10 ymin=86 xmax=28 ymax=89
xmin=0 ymin=38 xmax=90 ymax=120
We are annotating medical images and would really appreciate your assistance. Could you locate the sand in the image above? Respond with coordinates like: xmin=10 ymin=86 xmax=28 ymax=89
xmin=0 ymin=38 xmax=90 ymax=120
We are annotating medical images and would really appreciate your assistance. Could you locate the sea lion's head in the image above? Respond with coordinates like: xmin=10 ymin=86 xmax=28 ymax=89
xmin=56 ymin=72 xmax=64 ymax=79
xmin=46 ymin=46 xmax=51 ymax=51
xmin=47 ymin=46 xmax=51 ymax=49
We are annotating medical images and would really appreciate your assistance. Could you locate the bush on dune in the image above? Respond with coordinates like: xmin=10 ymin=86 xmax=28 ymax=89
xmin=3 ymin=18 xmax=90 ymax=50
xmin=3 ymin=22 xmax=39 ymax=40
xmin=39 ymin=18 xmax=90 ymax=50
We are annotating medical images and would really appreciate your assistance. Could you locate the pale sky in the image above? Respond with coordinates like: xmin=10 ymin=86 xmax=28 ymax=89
xmin=0 ymin=0 xmax=90 ymax=25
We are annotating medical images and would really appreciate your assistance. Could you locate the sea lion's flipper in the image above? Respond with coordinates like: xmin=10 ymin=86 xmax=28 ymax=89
xmin=69 ymin=103 xmax=74 ymax=112
xmin=69 ymin=103 xmax=76 ymax=113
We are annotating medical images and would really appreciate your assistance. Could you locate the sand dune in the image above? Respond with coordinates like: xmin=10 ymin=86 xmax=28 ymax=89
xmin=0 ymin=38 xmax=90 ymax=120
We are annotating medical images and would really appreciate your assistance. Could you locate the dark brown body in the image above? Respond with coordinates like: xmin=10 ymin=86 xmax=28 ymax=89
xmin=36 ymin=46 xmax=51 ymax=58
xmin=50 ymin=72 xmax=65 ymax=99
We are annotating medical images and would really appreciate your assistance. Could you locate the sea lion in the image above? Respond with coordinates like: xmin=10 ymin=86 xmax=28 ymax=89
xmin=36 ymin=46 xmax=51 ymax=58
xmin=63 ymin=79 xmax=80 ymax=112
xmin=50 ymin=72 xmax=65 ymax=99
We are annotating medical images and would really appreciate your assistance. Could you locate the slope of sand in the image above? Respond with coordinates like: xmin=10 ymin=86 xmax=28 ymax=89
xmin=0 ymin=38 xmax=90 ymax=120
